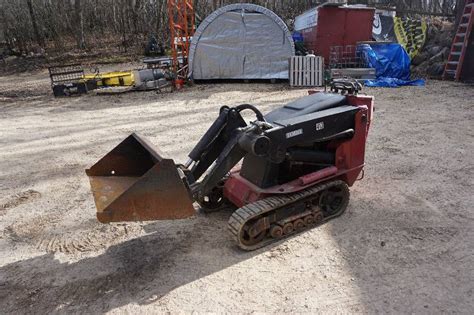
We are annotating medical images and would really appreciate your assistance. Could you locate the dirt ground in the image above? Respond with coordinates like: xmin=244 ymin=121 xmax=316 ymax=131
xmin=0 ymin=66 xmax=473 ymax=314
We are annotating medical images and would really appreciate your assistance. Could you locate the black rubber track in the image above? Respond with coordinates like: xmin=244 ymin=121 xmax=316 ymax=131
xmin=228 ymin=180 xmax=350 ymax=251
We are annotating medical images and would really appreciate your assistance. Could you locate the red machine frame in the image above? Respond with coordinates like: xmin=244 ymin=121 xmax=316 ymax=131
xmin=224 ymin=93 xmax=374 ymax=208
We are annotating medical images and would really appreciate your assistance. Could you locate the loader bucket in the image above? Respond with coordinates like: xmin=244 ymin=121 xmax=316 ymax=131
xmin=85 ymin=133 xmax=195 ymax=223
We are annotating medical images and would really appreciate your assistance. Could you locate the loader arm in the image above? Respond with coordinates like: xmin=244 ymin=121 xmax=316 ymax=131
xmin=185 ymin=105 xmax=268 ymax=199
xmin=187 ymin=106 xmax=247 ymax=182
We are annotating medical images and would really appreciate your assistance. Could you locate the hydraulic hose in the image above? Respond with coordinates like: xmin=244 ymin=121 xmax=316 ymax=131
xmin=235 ymin=104 xmax=265 ymax=122
xmin=188 ymin=104 xmax=264 ymax=163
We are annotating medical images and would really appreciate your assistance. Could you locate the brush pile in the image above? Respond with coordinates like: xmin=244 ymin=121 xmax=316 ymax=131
xmin=412 ymin=19 xmax=455 ymax=78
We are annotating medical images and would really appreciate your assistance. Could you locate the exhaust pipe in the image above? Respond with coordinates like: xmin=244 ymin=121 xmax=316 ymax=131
xmin=85 ymin=133 xmax=195 ymax=223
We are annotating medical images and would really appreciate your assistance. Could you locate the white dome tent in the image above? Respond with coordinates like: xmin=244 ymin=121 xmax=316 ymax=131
xmin=188 ymin=3 xmax=295 ymax=80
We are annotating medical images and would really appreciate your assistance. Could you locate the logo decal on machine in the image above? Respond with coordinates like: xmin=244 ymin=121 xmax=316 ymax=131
xmin=286 ymin=128 xmax=303 ymax=139
xmin=316 ymin=122 xmax=325 ymax=131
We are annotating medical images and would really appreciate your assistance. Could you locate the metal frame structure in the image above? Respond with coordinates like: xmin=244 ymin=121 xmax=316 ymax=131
xmin=167 ymin=0 xmax=195 ymax=80
xmin=48 ymin=64 xmax=90 ymax=97
xmin=329 ymin=45 xmax=366 ymax=69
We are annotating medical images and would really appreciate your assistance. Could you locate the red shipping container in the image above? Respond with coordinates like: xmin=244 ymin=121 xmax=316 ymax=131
xmin=295 ymin=4 xmax=375 ymax=64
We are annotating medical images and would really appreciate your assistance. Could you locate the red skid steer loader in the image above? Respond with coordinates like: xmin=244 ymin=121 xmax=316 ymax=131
xmin=86 ymin=81 xmax=373 ymax=250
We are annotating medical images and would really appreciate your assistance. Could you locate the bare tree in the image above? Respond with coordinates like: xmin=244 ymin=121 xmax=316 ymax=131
xmin=74 ymin=0 xmax=86 ymax=49
xmin=26 ymin=0 xmax=44 ymax=48
xmin=0 ymin=0 xmax=462 ymax=56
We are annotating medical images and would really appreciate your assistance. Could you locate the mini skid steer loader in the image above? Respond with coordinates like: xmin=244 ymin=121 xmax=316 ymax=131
xmin=86 ymin=81 xmax=373 ymax=250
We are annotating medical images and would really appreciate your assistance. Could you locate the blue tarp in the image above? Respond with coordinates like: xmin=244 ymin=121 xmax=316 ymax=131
xmin=365 ymin=77 xmax=426 ymax=87
xmin=359 ymin=43 xmax=425 ymax=87
xmin=292 ymin=31 xmax=303 ymax=43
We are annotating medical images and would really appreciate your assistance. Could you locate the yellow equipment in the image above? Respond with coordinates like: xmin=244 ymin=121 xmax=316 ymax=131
xmin=83 ymin=71 xmax=135 ymax=87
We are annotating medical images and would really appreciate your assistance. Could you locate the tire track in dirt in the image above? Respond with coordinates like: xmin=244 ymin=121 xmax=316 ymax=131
xmin=0 ymin=190 xmax=42 ymax=214
xmin=3 ymin=179 xmax=145 ymax=255
xmin=6 ymin=213 xmax=144 ymax=254
xmin=35 ymin=224 xmax=143 ymax=254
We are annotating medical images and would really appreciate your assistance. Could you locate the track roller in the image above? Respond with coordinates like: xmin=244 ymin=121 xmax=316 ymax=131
xmin=303 ymin=214 xmax=314 ymax=225
xmin=294 ymin=219 xmax=305 ymax=231
xmin=270 ymin=225 xmax=283 ymax=238
xmin=228 ymin=180 xmax=350 ymax=250
xmin=282 ymin=223 xmax=294 ymax=235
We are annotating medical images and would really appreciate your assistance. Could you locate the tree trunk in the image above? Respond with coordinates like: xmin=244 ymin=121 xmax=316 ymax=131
xmin=133 ymin=0 xmax=142 ymax=35
xmin=74 ymin=0 xmax=86 ymax=49
xmin=26 ymin=0 xmax=44 ymax=48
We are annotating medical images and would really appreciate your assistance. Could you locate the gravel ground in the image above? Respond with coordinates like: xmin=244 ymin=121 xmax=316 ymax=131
xmin=0 ymin=67 xmax=473 ymax=313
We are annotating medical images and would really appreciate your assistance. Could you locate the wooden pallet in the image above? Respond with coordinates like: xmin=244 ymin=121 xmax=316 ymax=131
xmin=289 ymin=56 xmax=324 ymax=87
xmin=443 ymin=0 xmax=474 ymax=80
